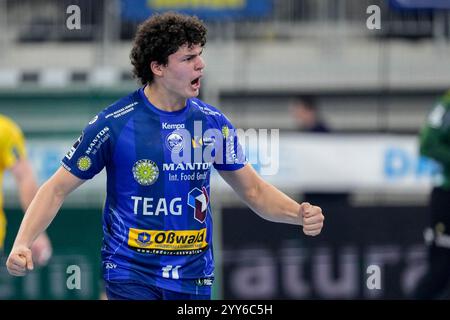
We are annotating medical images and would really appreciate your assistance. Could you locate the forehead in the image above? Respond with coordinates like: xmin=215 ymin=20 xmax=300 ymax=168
xmin=172 ymin=43 xmax=203 ymax=56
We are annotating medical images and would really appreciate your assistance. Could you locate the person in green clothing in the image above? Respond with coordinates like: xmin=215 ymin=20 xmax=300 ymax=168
xmin=412 ymin=90 xmax=450 ymax=299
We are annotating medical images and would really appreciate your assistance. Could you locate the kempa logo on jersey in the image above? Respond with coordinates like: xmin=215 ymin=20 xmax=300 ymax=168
xmin=128 ymin=228 xmax=207 ymax=251
xmin=162 ymin=122 xmax=185 ymax=130
xmin=85 ymin=126 xmax=110 ymax=155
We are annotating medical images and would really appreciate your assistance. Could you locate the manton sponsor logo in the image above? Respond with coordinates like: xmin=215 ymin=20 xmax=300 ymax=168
xmin=85 ymin=127 xmax=110 ymax=155
xmin=162 ymin=123 xmax=185 ymax=130
xmin=163 ymin=162 xmax=212 ymax=171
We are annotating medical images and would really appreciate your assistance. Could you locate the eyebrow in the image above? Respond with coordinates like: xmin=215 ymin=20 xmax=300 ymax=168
xmin=183 ymin=49 xmax=203 ymax=58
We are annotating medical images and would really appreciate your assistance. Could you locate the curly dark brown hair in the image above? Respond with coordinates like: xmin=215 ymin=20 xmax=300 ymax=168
xmin=130 ymin=12 xmax=207 ymax=85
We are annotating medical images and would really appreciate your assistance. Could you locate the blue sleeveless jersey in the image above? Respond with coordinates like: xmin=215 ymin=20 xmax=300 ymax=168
xmin=61 ymin=88 xmax=246 ymax=295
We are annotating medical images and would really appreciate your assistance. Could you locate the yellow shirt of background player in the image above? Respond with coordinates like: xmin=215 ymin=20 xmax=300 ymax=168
xmin=0 ymin=115 xmax=27 ymax=248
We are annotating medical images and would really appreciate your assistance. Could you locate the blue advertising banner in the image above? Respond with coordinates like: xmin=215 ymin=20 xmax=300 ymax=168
xmin=390 ymin=0 xmax=450 ymax=9
xmin=121 ymin=0 xmax=273 ymax=21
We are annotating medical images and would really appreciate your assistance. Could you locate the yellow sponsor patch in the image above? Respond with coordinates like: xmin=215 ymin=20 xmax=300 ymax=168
xmin=128 ymin=228 xmax=207 ymax=252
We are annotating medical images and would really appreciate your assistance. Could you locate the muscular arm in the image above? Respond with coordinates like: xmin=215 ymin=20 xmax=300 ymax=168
xmin=13 ymin=167 xmax=84 ymax=247
xmin=218 ymin=164 xmax=324 ymax=231
xmin=7 ymin=167 xmax=85 ymax=275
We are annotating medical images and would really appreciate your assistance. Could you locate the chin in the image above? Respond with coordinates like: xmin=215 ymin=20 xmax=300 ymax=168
xmin=188 ymin=90 xmax=200 ymax=98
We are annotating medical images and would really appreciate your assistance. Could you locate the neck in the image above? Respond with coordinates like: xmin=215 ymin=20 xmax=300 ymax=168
xmin=144 ymin=84 xmax=187 ymax=112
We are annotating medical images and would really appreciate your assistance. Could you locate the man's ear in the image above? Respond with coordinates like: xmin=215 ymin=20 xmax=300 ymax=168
xmin=150 ymin=61 xmax=164 ymax=77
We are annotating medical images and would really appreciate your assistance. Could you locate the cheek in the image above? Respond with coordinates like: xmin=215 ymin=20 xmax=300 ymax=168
xmin=165 ymin=73 xmax=184 ymax=89
xmin=164 ymin=65 xmax=191 ymax=89
xmin=167 ymin=70 xmax=184 ymax=84
xmin=172 ymin=66 xmax=190 ymax=79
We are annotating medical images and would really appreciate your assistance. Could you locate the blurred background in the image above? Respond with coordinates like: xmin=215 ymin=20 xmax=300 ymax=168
xmin=0 ymin=0 xmax=449 ymax=299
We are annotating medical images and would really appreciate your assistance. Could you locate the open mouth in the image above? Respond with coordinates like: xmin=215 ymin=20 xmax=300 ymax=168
xmin=191 ymin=77 xmax=201 ymax=87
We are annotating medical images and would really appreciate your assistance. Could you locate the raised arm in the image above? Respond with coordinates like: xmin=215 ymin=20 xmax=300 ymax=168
xmin=6 ymin=167 xmax=85 ymax=276
xmin=218 ymin=164 xmax=324 ymax=235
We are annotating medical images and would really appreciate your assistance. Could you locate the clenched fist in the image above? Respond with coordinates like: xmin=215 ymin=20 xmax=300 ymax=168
xmin=300 ymin=202 xmax=324 ymax=236
xmin=6 ymin=245 xmax=34 ymax=276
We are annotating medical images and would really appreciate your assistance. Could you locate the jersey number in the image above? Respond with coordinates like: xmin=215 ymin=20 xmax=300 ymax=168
xmin=162 ymin=265 xmax=181 ymax=279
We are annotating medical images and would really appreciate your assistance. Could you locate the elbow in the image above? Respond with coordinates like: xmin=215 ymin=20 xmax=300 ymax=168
xmin=40 ymin=179 xmax=68 ymax=202
xmin=243 ymin=181 xmax=264 ymax=206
